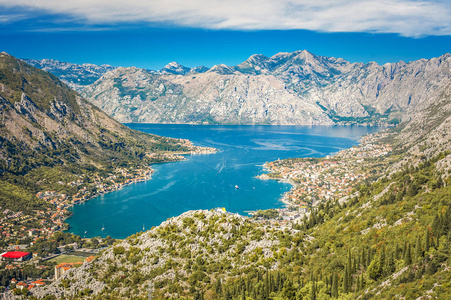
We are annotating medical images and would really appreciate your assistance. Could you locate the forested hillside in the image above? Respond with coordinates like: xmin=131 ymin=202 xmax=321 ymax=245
xmin=32 ymin=150 xmax=450 ymax=299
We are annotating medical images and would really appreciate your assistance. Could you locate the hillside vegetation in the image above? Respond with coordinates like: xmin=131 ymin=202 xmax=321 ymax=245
xmin=32 ymin=150 xmax=451 ymax=299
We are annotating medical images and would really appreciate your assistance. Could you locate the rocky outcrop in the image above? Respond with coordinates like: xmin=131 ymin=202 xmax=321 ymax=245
xmin=32 ymin=210 xmax=299 ymax=299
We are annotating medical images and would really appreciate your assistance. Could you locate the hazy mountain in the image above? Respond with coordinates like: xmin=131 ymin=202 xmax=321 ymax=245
xmin=76 ymin=51 xmax=451 ymax=125
xmin=23 ymin=58 xmax=117 ymax=92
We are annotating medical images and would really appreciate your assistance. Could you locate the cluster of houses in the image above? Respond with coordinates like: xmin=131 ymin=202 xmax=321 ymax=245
xmin=1 ymin=250 xmax=96 ymax=292
xmin=9 ymin=278 xmax=46 ymax=291
xmin=0 ymin=251 xmax=47 ymax=291
xmin=258 ymin=136 xmax=392 ymax=222
xmin=0 ymin=207 xmax=62 ymax=242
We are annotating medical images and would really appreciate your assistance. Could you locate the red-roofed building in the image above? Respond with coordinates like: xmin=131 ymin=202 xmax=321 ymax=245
xmin=16 ymin=282 xmax=28 ymax=290
xmin=31 ymin=279 xmax=46 ymax=286
xmin=54 ymin=262 xmax=83 ymax=280
xmin=1 ymin=251 xmax=31 ymax=261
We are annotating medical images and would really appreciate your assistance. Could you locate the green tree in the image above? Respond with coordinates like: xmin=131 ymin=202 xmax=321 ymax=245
xmin=331 ymin=272 xmax=338 ymax=298
xmin=310 ymin=281 xmax=316 ymax=300
xmin=404 ymin=243 xmax=412 ymax=266
xmin=282 ymin=280 xmax=296 ymax=300
xmin=367 ymin=258 xmax=382 ymax=281
xmin=343 ymin=265 xmax=349 ymax=293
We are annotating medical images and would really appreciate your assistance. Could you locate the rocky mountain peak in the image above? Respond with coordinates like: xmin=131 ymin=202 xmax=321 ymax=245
xmin=207 ymin=64 xmax=236 ymax=75
xmin=160 ymin=61 xmax=191 ymax=75
xmin=235 ymin=54 xmax=270 ymax=75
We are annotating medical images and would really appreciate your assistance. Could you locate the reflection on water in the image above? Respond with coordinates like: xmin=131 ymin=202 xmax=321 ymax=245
xmin=67 ymin=125 xmax=381 ymax=239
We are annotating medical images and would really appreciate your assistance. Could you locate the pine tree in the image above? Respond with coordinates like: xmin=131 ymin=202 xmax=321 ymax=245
xmin=270 ymin=273 xmax=275 ymax=293
xmin=331 ymin=272 xmax=338 ymax=298
xmin=241 ymin=287 xmax=246 ymax=300
xmin=404 ymin=243 xmax=412 ymax=266
xmin=360 ymin=247 xmax=365 ymax=268
xmin=348 ymin=250 xmax=352 ymax=274
xmin=343 ymin=265 xmax=349 ymax=294
xmin=402 ymin=241 xmax=407 ymax=260
xmin=432 ymin=213 xmax=441 ymax=242
xmin=384 ymin=251 xmax=395 ymax=276
xmin=425 ymin=228 xmax=430 ymax=252
xmin=265 ymin=270 xmax=269 ymax=298
xmin=353 ymin=256 xmax=358 ymax=274
xmin=415 ymin=235 xmax=421 ymax=262
xmin=355 ymin=276 xmax=360 ymax=292
xmin=310 ymin=281 xmax=317 ymax=300
xmin=444 ymin=207 xmax=451 ymax=236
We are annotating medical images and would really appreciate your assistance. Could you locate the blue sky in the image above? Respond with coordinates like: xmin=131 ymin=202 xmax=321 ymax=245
xmin=1 ymin=0 xmax=451 ymax=70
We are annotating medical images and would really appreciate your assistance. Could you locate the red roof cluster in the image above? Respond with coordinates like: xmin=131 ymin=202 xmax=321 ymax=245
xmin=1 ymin=251 xmax=30 ymax=259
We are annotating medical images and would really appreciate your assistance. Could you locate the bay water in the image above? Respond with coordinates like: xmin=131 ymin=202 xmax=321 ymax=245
xmin=67 ymin=125 xmax=380 ymax=239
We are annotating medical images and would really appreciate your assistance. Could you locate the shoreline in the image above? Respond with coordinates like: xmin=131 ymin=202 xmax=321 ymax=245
xmin=62 ymin=147 xmax=218 ymax=232
xmin=256 ymin=166 xmax=296 ymax=204
xmin=256 ymin=130 xmax=393 ymax=211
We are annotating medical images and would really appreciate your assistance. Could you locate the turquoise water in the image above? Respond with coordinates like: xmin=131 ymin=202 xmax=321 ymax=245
xmin=67 ymin=125 xmax=381 ymax=239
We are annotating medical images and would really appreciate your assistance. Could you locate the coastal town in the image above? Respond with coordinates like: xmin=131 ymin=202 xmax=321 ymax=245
xmin=1 ymin=167 xmax=153 ymax=245
xmin=255 ymin=132 xmax=393 ymax=224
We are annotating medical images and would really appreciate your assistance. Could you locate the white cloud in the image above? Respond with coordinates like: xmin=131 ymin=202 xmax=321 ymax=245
xmin=1 ymin=0 xmax=450 ymax=36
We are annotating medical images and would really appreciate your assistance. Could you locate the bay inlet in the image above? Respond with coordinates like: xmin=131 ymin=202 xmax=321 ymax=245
xmin=67 ymin=125 xmax=381 ymax=239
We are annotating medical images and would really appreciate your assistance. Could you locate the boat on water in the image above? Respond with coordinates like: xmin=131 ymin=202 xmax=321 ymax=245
xmin=235 ymin=185 xmax=239 ymax=189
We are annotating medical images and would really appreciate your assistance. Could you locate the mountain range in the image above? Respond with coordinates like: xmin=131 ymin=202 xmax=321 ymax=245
xmin=27 ymin=51 xmax=451 ymax=125
xmin=23 ymin=58 xmax=116 ymax=92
